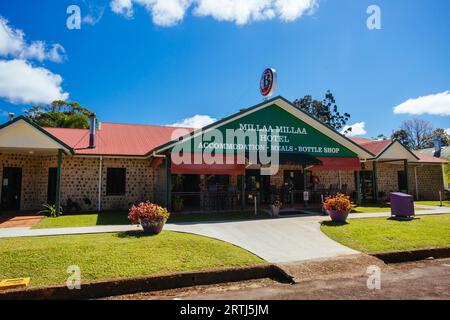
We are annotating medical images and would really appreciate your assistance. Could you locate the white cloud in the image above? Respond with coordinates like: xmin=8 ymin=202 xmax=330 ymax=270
xmin=111 ymin=0 xmax=191 ymax=26
xmin=393 ymin=91 xmax=450 ymax=116
xmin=340 ymin=122 xmax=367 ymax=137
xmin=445 ymin=129 xmax=450 ymax=136
xmin=0 ymin=16 xmax=66 ymax=63
xmin=170 ymin=114 xmax=217 ymax=128
xmin=82 ymin=4 xmax=106 ymax=26
xmin=110 ymin=0 xmax=317 ymax=26
xmin=0 ymin=59 xmax=69 ymax=104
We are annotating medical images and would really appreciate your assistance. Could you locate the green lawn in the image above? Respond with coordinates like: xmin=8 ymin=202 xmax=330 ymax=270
xmin=414 ymin=201 xmax=450 ymax=207
xmin=0 ymin=231 xmax=265 ymax=288
xmin=351 ymin=205 xmax=391 ymax=213
xmin=33 ymin=211 xmax=271 ymax=229
xmin=321 ymin=215 xmax=450 ymax=253
xmin=33 ymin=211 xmax=130 ymax=229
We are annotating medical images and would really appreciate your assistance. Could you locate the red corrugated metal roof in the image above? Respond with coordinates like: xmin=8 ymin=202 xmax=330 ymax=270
xmin=44 ymin=123 xmax=193 ymax=156
xmin=349 ymin=138 xmax=391 ymax=156
xmin=413 ymin=152 xmax=448 ymax=164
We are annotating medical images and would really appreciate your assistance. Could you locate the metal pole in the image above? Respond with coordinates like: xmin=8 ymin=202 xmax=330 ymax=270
xmin=55 ymin=149 xmax=62 ymax=216
xmin=165 ymin=154 xmax=172 ymax=211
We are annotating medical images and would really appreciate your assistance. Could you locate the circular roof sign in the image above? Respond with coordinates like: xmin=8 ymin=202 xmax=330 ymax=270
xmin=260 ymin=68 xmax=277 ymax=97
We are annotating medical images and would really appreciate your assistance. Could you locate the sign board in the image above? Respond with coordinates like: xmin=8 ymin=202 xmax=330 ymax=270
xmin=174 ymin=104 xmax=357 ymax=158
xmin=260 ymin=68 xmax=277 ymax=97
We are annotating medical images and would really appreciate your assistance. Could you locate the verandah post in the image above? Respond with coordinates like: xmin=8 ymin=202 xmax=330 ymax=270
xmin=166 ymin=153 xmax=172 ymax=211
xmin=55 ymin=149 xmax=62 ymax=216
xmin=240 ymin=175 xmax=245 ymax=210
xmin=372 ymin=161 xmax=379 ymax=202
xmin=404 ymin=160 xmax=409 ymax=194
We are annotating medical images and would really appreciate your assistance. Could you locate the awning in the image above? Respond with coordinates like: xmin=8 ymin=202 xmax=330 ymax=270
xmin=171 ymin=154 xmax=246 ymax=175
xmin=306 ymin=157 xmax=361 ymax=171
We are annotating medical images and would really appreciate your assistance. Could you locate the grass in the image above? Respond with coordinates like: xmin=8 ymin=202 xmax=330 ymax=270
xmin=351 ymin=205 xmax=391 ymax=213
xmin=33 ymin=211 xmax=271 ymax=229
xmin=320 ymin=214 xmax=450 ymax=253
xmin=415 ymin=201 xmax=450 ymax=207
xmin=0 ymin=231 xmax=265 ymax=288
xmin=33 ymin=211 xmax=130 ymax=229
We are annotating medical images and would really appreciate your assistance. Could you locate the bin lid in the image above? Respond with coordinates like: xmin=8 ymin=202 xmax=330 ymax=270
xmin=390 ymin=192 xmax=413 ymax=198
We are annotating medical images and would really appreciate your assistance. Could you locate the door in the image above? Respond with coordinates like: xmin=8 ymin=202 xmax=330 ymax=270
xmin=360 ymin=171 xmax=374 ymax=200
xmin=47 ymin=168 xmax=57 ymax=205
xmin=1 ymin=167 xmax=22 ymax=211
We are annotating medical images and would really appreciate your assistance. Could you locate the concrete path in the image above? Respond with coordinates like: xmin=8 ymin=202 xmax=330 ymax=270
xmin=165 ymin=215 xmax=358 ymax=263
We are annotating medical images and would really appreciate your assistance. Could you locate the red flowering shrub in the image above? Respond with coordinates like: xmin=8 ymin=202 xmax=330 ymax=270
xmin=323 ymin=194 xmax=352 ymax=212
xmin=128 ymin=201 xmax=170 ymax=224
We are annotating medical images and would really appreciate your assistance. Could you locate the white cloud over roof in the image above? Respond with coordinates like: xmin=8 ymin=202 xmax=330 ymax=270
xmin=393 ymin=91 xmax=450 ymax=116
xmin=110 ymin=0 xmax=318 ymax=26
xmin=170 ymin=114 xmax=217 ymax=128
xmin=0 ymin=59 xmax=69 ymax=104
xmin=340 ymin=122 xmax=367 ymax=137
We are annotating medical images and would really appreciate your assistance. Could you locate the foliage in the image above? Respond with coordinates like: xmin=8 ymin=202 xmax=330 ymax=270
xmin=371 ymin=134 xmax=388 ymax=141
xmin=393 ymin=119 xmax=434 ymax=150
xmin=272 ymin=198 xmax=283 ymax=208
xmin=65 ymin=198 xmax=81 ymax=213
xmin=38 ymin=204 xmax=63 ymax=218
xmin=293 ymin=90 xmax=350 ymax=130
xmin=323 ymin=194 xmax=352 ymax=212
xmin=434 ymin=128 xmax=450 ymax=147
xmin=391 ymin=129 xmax=410 ymax=148
xmin=24 ymin=100 xmax=94 ymax=129
xmin=128 ymin=202 xmax=170 ymax=224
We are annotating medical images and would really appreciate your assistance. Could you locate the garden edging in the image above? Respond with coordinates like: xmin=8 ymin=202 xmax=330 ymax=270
xmin=0 ymin=264 xmax=293 ymax=300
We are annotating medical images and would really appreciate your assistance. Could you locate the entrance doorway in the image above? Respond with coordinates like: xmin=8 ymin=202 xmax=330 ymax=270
xmin=245 ymin=170 xmax=271 ymax=204
xmin=359 ymin=171 xmax=374 ymax=200
xmin=47 ymin=168 xmax=57 ymax=205
xmin=1 ymin=167 xmax=22 ymax=211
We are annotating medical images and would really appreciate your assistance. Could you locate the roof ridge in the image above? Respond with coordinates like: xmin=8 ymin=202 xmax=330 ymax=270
xmin=101 ymin=122 xmax=193 ymax=129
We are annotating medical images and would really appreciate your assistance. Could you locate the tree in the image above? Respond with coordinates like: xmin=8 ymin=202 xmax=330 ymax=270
xmin=372 ymin=134 xmax=388 ymax=141
xmin=293 ymin=91 xmax=350 ymax=131
xmin=24 ymin=101 xmax=93 ymax=129
xmin=395 ymin=119 xmax=434 ymax=150
xmin=434 ymin=128 xmax=450 ymax=147
xmin=391 ymin=129 xmax=410 ymax=148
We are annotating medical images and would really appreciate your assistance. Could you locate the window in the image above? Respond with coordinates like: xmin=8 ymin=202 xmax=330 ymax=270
xmin=106 ymin=168 xmax=126 ymax=196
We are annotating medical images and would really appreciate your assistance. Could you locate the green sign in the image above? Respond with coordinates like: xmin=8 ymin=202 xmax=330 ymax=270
xmin=173 ymin=104 xmax=356 ymax=158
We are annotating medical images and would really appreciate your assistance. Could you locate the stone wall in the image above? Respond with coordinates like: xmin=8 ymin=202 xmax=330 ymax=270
xmin=1 ymin=153 xmax=445 ymax=212
xmin=0 ymin=154 xmax=155 ymax=212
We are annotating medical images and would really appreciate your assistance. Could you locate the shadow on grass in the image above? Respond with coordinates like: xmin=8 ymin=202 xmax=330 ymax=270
xmin=320 ymin=221 xmax=349 ymax=227
xmin=388 ymin=217 xmax=420 ymax=222
xmin=96 ymin=211 xmax=129 ymax=226
xmin=116 ymin=230 xmax=157 ymax=238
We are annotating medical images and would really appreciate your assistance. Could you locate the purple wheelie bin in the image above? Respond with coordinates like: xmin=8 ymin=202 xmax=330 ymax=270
xmin=390 ymin=192 xmax=415 ymax=217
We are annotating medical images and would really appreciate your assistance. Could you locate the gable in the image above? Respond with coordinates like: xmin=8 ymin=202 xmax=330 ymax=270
xmin=378 ymin=141 xmax=419 ymax=161
xmin=0 ymin=118 xmax=71 ymax=153
xmin=164 ymin=98 xmax=374 ymax=159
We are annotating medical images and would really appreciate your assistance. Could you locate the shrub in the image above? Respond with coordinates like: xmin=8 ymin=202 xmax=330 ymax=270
xmin=39 ymin=204 xmax=63 ymax=218
xmin=128 ymin=202 xmax=170 ymax=224
xmin=323 ymin=194 xmax=352 ymax=212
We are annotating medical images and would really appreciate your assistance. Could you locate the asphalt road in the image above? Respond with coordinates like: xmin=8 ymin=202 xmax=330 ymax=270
xmin=108 ymin=258 xmax=450 ymax=300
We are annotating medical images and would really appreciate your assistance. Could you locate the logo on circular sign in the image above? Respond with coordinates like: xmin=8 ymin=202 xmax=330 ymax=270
xmin=260 ymin=68 xmax=277 ymax=97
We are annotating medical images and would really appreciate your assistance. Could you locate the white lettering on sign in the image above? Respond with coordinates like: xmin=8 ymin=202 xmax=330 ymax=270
xmin=239 ymin=123 xmax=307 ymax=135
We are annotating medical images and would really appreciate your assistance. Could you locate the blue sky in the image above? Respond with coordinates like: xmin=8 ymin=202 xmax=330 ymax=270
xmin=0 ymin=0 xmax=449 ymax=137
